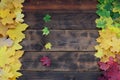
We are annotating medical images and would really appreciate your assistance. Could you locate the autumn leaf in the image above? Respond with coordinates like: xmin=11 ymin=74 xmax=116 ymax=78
xmin=0 ymin=9 xmax=10 ymax=18
xmin=7 ymin=23 xmax=28 ymax=42
xmin=12 ymin=0 xmax=24 ymax=8
xmin=45 ymin=42 xmax=52 ymax=50
xmin=43 ymin=14 xmax=51 ymax=22
xmin=0 ymin=37 xmax=13 ymax=47
xmin=0 ymin=46 xmax=9 ymax=67
xmin=0 ymin=25 xmax=8 ymax=37
xmin=42 ymin=27 xmax=50 ymax=36
xmin=0 ymin=0 xmax=27 ymax=79
xmin=40 ymin=56 xmax=51 ymax=67
xmin=1 ymin=13 xmax=15 ymax=25
xmin=15 ymin=13 xmax=24 ymax=23
xmin=11 ymin=40 xmax=23 ymax=50
xmin=98 ymin=61 xmax=110 ymax=71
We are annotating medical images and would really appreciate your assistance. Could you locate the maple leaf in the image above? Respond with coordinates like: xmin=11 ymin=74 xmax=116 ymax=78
xmin=1 ymin=13 xmax=15 ymax=25
xmin=96 ymin=10 xmax=110 ymax=17
xmin=12 ymin=0 xmax=24 ymax=8
xmin=42 ymin=27 xmax=50 ymax=36
xmin=0 ymin=46 xmax=9 ymax=67
xmin=7 ymin=23 xmax=28 ymax=42
xmin=40 ymin=56 xmax=51 ymax=67
xmin=11 ymin=40 xmax=23 ymax=50
xmin=15 ymin=13 xmax=24 ymax=23
xmin=98 ymin=62 xmax=110 ymax=71
xmin=45 ymin=42 xmax=52 ymax=50
xmin=0 ymin=9 xmax=10 ymax=18
xmin=96 ymin=18 xmax=106 ymax=28
xmin=0 ymin=25 xmax=8 ymax=37
xmin=1 ymin=66 xmax=14 ymax=80
xmin=0 ymin=37 xmax=13 ymax=47
xmin=43 ymin=14 xmax=51 ymax=22
xmin=10 ymin=51 xmax=24 ymax=77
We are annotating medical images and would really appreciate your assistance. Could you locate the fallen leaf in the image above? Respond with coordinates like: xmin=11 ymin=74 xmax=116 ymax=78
xmin=7 ymin=23 xmax=28 ymax=42
xmin=43 ymin=14 xmax=51 ymax=22
xmin=0 ymin=37 xmax=13 ymax=47
xmin=45 ymin=42 xmax=52 ymax=50
xmin=0 ymin=25 xmax=8 ymax=37
xmin=40 ymin=56 xmax=51 ymax=67
xmin=42 ymin=27 xmax=50 ymax=36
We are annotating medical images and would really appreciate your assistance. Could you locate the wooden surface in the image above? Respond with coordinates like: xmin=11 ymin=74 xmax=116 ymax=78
xmin=20 ymin=0 xmax=100 ymax=80
xmin=18 ymin=71 xmax=100 ymax=80
xmin=21 ymin=52 xmax=99 ymax=71
xmin=23 ymin=0 xmax=97 ymax=10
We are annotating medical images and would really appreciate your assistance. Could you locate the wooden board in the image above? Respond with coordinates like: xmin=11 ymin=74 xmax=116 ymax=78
xmin=23 ymin=0 xmax=97 ymax=10
xmin=18 ymin=71 xmax=101 ymax=80
xmin=19 ymin=1 xmax=100 ymax=80
xmin=24 ymin=11 xmax=98 ymax=30
xmin=21 ymin=30 xmax=98 ymax=51
xmin=21 ymin=52 xmax=99 ymax=71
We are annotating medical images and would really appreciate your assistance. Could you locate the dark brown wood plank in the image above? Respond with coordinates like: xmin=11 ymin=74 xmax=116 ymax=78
xmin=20 ymin=52 xmax=99 ymax=71
xmin=24 ymin=11 xmax=98 ymax=30
xmin=21 ymin=30 xmax=98 ymax=51
xmin=18 ymin=71 xmax=101 ymax=80
xmin=23 ymin=0 xmax=97 ymax=10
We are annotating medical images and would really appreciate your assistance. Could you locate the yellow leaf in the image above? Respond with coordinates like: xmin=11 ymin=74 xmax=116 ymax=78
xmin=11 ymin=40 xmax=22 ymax=50
xmin=110 ymin=37 xmax=120 ymax=52
xmin=12 ymin=0 xmax=24 ymax=8
xmin=15 ymin=13 xmax=24 ymax=22
xmin=95 ymin=27 xmax=120 ymax=62
xmin=2 ymin=66 xmax=14 ymax=80
xmin=95 ymin=46 xmax=104 ymax=58
xmin=45 ymin=42 xmax=52 ymax=50
xmin=0 ymin=25 xmax=8 ymax=37
xmin=1 ymin=13 xmax=15 ymax=25
xmin=0 ymin=9 xmax=10 ymax=18
xmin=7 ymin=23 xmax=28 ymax=42
xmin=0 ymin=46 xmax=9 ymax=67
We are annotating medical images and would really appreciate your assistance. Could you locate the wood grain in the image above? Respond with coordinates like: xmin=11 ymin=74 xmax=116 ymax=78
xmin=20 ymin=52 xmax=99 ymax=71
xmin=19 ymin=1 xmax=100 ymax=79
xmin=23 ymin=0 xmax=97 ymax=10
xmin=24 ymin=11 xmax=98 ymax=30
xmin=18 ymin=71 xmax=101 ymax=80
xmin=21 ymin=30 xmax=98 ymax=51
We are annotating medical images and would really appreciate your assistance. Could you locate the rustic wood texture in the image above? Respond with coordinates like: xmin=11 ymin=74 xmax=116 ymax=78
xmin=18 ymin=71 xmax=101 ymax=80
xmin=21 ymin=52 xmax=99 ymax=71
xmin=22 ymin=30 xmax=98 ymax=51
xmin=23 ymin=0 xmax=97 ymax=10
xmin=24 ymin=11 xmax=98 ymax=30
xmin=19 ymin=0 xmax=100 ymax=80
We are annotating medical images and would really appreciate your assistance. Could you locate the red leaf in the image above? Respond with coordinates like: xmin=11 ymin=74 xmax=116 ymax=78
xmin=40 ymin=56 xmax=51 ymax=67
xmin=98 ymin=57 xmax=120 ymax=80
xmin=98 ymin=62 xmax=110 ymax=71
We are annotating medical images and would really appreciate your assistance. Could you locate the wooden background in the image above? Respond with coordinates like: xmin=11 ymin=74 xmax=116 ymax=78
xmin=19 ymin=0 xmax=101 ymax=80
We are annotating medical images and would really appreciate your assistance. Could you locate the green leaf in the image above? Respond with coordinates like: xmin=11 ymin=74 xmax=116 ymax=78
xmin=43 ymin=14 xmax=51 ymax=22
xmin=96 ymin=10 xmax=110 ymax=17
xmin=96 ymin=19 xmax=106 ymax=28
xmin=112 ymin=12 xmax=120 ymax=19
xmin=45 ymin=42 xmax=52 ymax=50
xmin=106 ymin=0 xmax=114 ymax=3
xmin=98 ymin=0 xmax=104 ymax=3
xmin=104 ymin=3 xmax=113 ymax=11
xmin=42 ymin=27 xmax=50 ymax=36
